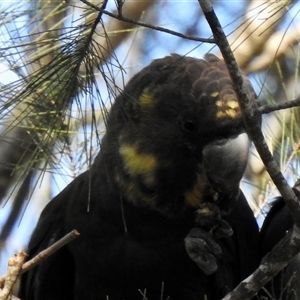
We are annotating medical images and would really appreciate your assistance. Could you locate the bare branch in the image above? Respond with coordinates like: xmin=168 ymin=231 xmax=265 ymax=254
xmin=258 ymin=96 xmax=300 ymax=114
xmin=198 ymin=0 xmax=299 ymax=222
xmin=0 ymin=251 xmax=27 ymax=300
xmin=198 ymin=0 xmax=300 ymax=298
xmin=80 ymin=0 xmax=214 ymax=44
xmin=0 ymin=230 xmax=80 ymax=288
xmin=223 ymin=229 xmax=300 ymax=300
xmin=22 ymin=229 xmax=80 ymax=274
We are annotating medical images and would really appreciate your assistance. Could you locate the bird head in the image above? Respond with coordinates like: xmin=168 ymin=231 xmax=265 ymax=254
xmin=102 ymin=54 xmax=257 ymax=218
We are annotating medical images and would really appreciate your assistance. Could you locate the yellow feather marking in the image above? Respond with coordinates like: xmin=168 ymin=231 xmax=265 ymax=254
xmin=217 ymin=109 xmax=239 ymax=119
xmin=216 ymin=111 xmax=227 ymax=119
xmin=216 ymin=100 xmax=223 ymax=107
xmin=216 ymin=99 xmax=240 ymax=119
xmin=227 ymin=100 xmax=239 ymax=109
xmin=210 ymin=91 xmax=219 ymax=97
xmin=139 ymin=92 xmax=154 ymax=109
xmin=226 ymin=109 xmax=238 ymax=118
xmin=119 ymin=144 xmax=157 ymax=174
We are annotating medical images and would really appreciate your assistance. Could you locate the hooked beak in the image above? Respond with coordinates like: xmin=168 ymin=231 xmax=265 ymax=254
xmin=202 ymin=132 xmax=250 ymax=212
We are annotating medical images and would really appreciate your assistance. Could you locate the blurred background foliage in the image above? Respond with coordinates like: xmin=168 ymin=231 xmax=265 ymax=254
xmin=0 ymin=0 xmax=300 ymax=273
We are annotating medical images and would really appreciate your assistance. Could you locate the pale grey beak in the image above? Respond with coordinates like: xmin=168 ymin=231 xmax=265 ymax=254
xmin=202 ymin=132 xmax=250 ymax=207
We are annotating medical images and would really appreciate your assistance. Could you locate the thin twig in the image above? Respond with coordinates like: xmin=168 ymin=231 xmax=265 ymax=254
xmin=0 ymin=230 xmax=80 ymax=287
xmin=258 ymin=96 xmax=300 ymax=114
xmin=80 ymin=0 xmax=215 ymax=44
xmin=0 ymin=252 xmax=27 ymax=300
xmin=22 ymin=229 xmax=80 ymax=274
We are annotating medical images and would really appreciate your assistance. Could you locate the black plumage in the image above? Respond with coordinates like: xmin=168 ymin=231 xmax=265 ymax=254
xmin=19 ymin=54 xmax=259 ymax=300
xmin=259 ymin=181 xmax=300 ymax=300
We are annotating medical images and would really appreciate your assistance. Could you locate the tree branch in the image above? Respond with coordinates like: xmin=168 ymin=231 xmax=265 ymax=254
xmin=0 ymin=230 xmax=80 ymax=290
xmin=258 ymin=96 xmax=300 ymax=114
xmin=80 ymin=0 xmax=214 ymax=44
xmin=0 ymin=252 xmax=26 ymax=300
xmin=198 ymin=0 xmax=300 ymax=223
xmin=198 ymin=0 xmax=300 ymax=299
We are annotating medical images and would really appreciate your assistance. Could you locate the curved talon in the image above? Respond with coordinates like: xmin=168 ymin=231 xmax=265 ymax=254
xmin=213 ymin=218 xmax=233 ymax=238
xmin=194 ymin=205 xmax=233 ymax=239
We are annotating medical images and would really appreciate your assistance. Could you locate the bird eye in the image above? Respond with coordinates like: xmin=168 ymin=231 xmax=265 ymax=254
xmin=183 ymin=120 xmax=196 ymax=132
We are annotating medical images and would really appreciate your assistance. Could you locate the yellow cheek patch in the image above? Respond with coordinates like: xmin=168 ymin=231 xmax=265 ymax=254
xmin=216 ymin=99 xmax=240 ymax=119
xmin=139 ymin=91 xmax=154 ymax=109
xmin=119 ymin=144 xmax=157 ymax=175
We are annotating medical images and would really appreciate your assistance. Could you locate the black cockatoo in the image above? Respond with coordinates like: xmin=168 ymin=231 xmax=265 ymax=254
xmin=19 ymin=54 xmax=259 ymax=300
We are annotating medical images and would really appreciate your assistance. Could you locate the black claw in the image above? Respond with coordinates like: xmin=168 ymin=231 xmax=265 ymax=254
xmin=213 ymin=218 xmax=233 ymax=239
xmin=194 ymin=210 xmax=233 ymax=239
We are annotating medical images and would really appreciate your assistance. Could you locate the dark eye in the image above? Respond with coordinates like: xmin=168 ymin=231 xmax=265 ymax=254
xmin=183 ymin=120 xmax=197 ymax=132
